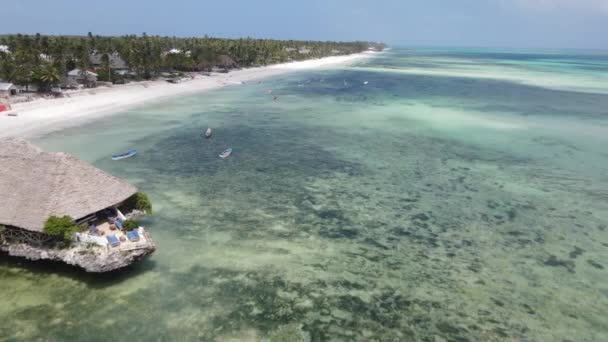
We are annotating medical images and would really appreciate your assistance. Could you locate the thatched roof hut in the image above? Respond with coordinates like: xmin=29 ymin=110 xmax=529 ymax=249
xmin=89 ymin=52 xmax=129 ymax=70
xmin=215 ymin=55 xmax=239 ymax=69
xmin=196 ymin=60 xmax=213 ymax=72
xmin=0 ymin=138 xmax=137 ymax=232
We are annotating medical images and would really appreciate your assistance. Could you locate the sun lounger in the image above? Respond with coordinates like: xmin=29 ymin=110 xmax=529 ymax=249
xmin=106 ymin=235 xmax=120 ymax=247
xmin=126 ymin=230 xmax=140 ymax=242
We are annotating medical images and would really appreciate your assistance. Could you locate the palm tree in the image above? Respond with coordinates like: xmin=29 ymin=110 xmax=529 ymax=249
xmin=0 ymin=32 xmax=384 ymax=91
xmin=100 ymin=52 xmax=111 ymax=82
xmin=0 ymin=52 xmax=16 ymax=81
xmin=34 ymin=64 xmax=61 ymax=91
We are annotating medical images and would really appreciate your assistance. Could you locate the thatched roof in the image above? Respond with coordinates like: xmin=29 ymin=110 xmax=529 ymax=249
xmin=215 ymin=55 xmax=239 ymax=69
xmin=0 ymin=138 xmax=137 ymax=232
xmin=68 ymin=69 xmax=98 ymax=77
xmin=89 ymin=52 xmax=129 ymax=70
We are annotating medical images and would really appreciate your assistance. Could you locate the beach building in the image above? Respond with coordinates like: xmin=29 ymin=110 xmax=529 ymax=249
xmin=15 ymin=84 xmax=39 ymax=93
xmin=162 ymin=48 xmax=182 ymax=56
xmin=0 ymin=82 xmax=18 ymax=96
xmin=214 ymin=55 xmax=239 ymax=70
xmin=0 ymin=138 xmax=155 ymax=272
xmin=67 ymin=69 xmax=98 ymax=87
xmin=89 ymin=52 xmax=129 ymax=72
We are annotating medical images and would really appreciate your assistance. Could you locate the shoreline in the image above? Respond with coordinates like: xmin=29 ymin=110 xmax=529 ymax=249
xmin=0 ymin=52 xmax=377 ymax=139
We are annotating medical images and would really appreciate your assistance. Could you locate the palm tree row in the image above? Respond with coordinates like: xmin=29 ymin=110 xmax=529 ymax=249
xmin=0 ymin=33 xmax=385 ymax=90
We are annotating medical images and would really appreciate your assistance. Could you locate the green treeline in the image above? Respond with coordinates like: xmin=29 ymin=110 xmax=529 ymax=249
xmin=0 ymin=32 xmax=385 ymax=89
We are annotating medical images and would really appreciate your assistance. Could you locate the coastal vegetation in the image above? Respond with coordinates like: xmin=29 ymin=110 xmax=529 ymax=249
xmin=126 ymin=191 xmax=153 ymax=214
xmin=43 ymin=215 xmax=80 ymax=241
xmin=0 ymin=33 xmax=385 ymax=89
xmin=122 ymin=219 xmax=139 ymax=232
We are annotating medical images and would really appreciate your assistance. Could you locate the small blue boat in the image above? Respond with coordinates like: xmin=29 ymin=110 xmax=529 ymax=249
xmin=219 ymin=148 xmax=232 ymax=159
xmin=112 ymin=149 xmax=137 ymax=161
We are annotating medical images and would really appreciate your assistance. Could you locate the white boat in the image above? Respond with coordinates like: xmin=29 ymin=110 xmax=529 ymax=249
xmin=364 ymin=81 xmax=369 ymax=85
xmin=219 ymin=148 xmax=232 ymax=159
xmin=204 ymin=127 xmax=212 ymax=138
xmin=112 ymin=149 xmax=137 ymax=161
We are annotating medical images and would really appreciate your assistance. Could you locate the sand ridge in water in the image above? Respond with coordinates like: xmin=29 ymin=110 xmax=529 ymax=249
xmin=1 ymin=48 xmax=607 ymax=341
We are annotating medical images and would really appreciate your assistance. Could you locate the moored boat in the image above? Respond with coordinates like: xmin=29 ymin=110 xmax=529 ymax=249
xmin=112 ymin=149 xmax=137 ymax=161
xmin=205 ymin=127 xmax=213 ymax=138
xmin=219 ymin=148 xmax=232 ymax=159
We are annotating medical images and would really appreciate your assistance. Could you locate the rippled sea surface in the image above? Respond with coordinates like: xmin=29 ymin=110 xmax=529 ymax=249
xmin=1 ymin=48 xmax=608 ymax=341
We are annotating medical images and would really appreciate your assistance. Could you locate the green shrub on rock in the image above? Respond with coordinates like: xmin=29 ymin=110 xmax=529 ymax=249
xmin=43 ymin=216 xmax=79 ymax=241
xmin=126 ymin=192 xmax=153 ymax=214
xmin=122 ymin=219 xmax=139 ymax=231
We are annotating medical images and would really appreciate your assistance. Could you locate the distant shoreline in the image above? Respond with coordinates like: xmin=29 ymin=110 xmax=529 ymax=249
xmin=0 ymin=51 xmax=378 ymax=139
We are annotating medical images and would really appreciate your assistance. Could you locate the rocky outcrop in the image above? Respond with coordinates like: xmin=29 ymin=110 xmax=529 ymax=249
xmin=0 ymin=235 xmax=155 ymax=272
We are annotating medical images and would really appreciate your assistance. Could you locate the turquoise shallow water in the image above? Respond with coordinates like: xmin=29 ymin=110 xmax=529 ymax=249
xmin=1 ymin=48 xmax=608 ymax=341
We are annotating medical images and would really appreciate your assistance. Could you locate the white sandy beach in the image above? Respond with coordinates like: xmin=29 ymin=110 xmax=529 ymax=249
xmin=0 ymin=52 xmax=376 ymax=138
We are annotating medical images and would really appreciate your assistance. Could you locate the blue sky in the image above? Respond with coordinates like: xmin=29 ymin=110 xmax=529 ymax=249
xmin=1 ymin=0 xmax=607 ymax=49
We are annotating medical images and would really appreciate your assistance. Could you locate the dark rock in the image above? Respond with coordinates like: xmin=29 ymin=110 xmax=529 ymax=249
xmin=363 ymin=238 xmax=389 ymax=250
xmin=468 ymin=262 xmax=482 ymax=273
xmin=317 ymin=209 xmax=346 ymax=221
xmin=411 ymin=213 xmax=431 ymax=221
xmin=491 ymin=298 xmax=505 ymax=307
xmin=320 ymin=228 xmax=358 ymax=239
xmin=486 ymin=200 xmax=499 ymax=209
xmin=569 ymin=246 xmax=585 ymax=259
xmin=534 ymin=234 xmax=545 ymax=244
xmin=506 ymin=208 xmax=517 ymax=221
xmin=414 ymin=221 xmax=429 ymax=229
xmin=587 ymin=260 xmax=604 ymax=270
xmin=494 ymin=327 xmax=509 ymax=338
xmin=461 ymin=240 xmax=473 ymax=247
xmin=436 ymin=322 xmax=469 ymax=341
xmin=522 ymin=304 xmax=535 ymax=315
xmin=544 ymin=255 xmax=575 ymax=273
xmin=392 ymin=227 xmax=411 ymax=236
